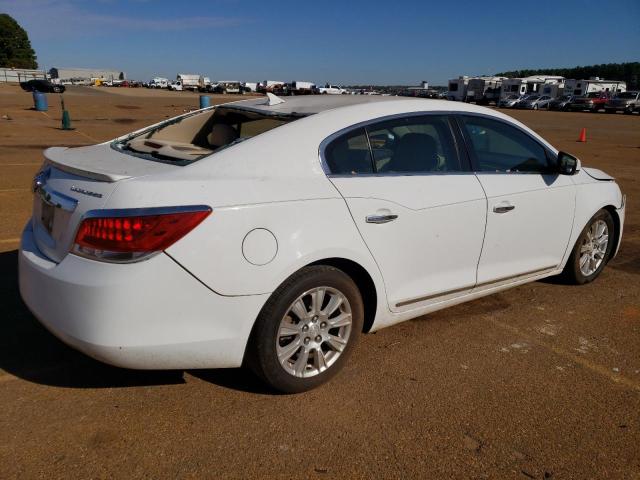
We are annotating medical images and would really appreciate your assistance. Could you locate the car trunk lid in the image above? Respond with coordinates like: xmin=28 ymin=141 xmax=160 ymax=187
xmin=32 ymin=145 xmax=178 ymax=263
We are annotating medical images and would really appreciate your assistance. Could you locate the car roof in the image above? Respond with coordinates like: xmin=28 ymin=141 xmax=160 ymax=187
xmin=221 ymin=95 xmax=416 ymax=116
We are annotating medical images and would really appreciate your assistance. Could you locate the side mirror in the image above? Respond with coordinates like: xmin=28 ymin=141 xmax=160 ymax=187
xmin=557 ymin=151 xmax=579 ymax=175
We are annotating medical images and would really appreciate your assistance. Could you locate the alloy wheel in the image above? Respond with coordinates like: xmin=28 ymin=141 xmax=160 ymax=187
xmin=276 ymin=287 xmax=352 ymax=378
xmin=579 ymin=219 xmax=609 ymax=276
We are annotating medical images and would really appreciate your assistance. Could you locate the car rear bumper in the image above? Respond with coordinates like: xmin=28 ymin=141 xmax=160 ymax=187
xmin=18 ymin=221 xmax=268 ymax=370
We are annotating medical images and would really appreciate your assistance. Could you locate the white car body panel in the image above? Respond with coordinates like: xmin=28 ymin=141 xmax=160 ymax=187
xmin=19 ymin=222 xmax=268 ymax=369
xmin=474 ymin=173 xmax=575 ymax=283
xmin=329 ymin=175 xmax=486 ymax=311
xmin=18 ymin=97 xmax=626 ymax=370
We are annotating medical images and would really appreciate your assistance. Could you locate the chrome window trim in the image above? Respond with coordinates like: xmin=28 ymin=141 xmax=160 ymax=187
xmin=319 ymin=110 xmax=462 ymax=177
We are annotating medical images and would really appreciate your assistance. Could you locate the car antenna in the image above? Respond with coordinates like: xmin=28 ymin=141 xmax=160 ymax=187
xmin=265 ymin=93 xmax=285 ymax=106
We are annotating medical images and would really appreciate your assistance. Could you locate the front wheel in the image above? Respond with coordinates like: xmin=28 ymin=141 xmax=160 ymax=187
xmin=247 ymin=266 xmax=363 ymax=393
xmin=561 ymin=210 xmax=615 ymax=284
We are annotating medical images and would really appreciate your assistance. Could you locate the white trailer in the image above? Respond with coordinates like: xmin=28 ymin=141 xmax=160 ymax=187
xmin=465 ymin=77 xmax=506 ymax=104
xmin=564 ymin=77 xmax=626 ymax=96
xmin=499 ymin=75 xmax=564 ymax=100
xmin=447 ymin=77 xmax=469 ymax=101
xmin=243 ymin=82 xmax=258 ymax=92
xmin=176 ymin=74 xmax=201 ymax=91
xmin=291 ymin=81 xmax=316 ymax=94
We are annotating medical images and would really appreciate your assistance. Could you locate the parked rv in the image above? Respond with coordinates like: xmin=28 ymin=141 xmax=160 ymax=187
xmin=176 ymin=74 xmax=201 ymax=91
xmin=197 ymin=77 xmax=212 ymax=92
xmin=447 ymin=77 xmax=469 ymax=101
xmin=499 ymin=76 xmax=565 ymax=102
xmin=243 ymin=82 xmax=258 ymax=93
xmin=564 ymin=77 xmax=626 ymax=97
xmin=291 ymin=81 xmax=317 ymax=95
xmin=465 ymin=77 xmax=505 ymax=104
xmin=604 ymin=91 xmax=639 ymax=114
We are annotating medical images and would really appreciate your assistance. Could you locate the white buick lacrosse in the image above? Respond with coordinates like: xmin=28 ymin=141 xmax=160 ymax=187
xmin=19 ymin=95 xmax=625 ymax=392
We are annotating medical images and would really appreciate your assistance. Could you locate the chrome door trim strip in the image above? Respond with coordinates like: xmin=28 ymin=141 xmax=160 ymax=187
xmin=395 ymin=266 xmax=557 ymax=308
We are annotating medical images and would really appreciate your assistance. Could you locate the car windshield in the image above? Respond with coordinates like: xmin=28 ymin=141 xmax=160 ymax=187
xmin=586 ymin=92 xmax=600 ymax=98
xmin=113 ymin=105 xmax=302 ymax=165
xmin=527 ymin=96 xmax=540 ymax=101
xmin=615 ymin=92 xmax=637 ymax=99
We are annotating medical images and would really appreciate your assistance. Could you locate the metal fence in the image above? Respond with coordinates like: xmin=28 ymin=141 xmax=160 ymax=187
xmin=0 ymin=68 xmax=47 ymax=83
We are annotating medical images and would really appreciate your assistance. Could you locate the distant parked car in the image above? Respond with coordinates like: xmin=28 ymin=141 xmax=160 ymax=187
xmin=568 ymin=92 xmax=611 ymax=112
xmin=549 ymin=95 xmax=574 ymax=111
xmin=20 ymin=79 xmax=65 ymax=94
xmin=519 ymin=95 xmax=553 ymax=110
xmin=498 ymin=94 xmax=522 ymax=108
xmin=604 ymin=91 xmax=639 ymax=114
xmin=318 ymin=84 xmax=347 ymax=94
xmin=167 ymin=81 xmax=183 ymax=91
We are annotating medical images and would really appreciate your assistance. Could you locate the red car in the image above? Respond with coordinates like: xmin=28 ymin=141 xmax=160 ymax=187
xmin=568 ymin=91 xmax=611 ymax=112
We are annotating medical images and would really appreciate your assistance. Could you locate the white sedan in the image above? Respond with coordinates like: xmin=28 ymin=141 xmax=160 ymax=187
xmin=19 ymin=95 xmax=625 ymax=392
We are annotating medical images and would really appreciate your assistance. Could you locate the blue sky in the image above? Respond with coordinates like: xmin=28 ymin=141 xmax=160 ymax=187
xmin=1 ymin=0 xmax=638 ymax=85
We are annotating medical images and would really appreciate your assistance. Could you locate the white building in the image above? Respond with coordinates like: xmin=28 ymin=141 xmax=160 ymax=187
xmin=564 ymin=77 xmax=626 ymax=96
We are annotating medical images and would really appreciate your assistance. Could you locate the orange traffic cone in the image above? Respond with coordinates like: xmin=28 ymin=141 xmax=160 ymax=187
xmin=577 ymin=128 xmax=587 ymax=142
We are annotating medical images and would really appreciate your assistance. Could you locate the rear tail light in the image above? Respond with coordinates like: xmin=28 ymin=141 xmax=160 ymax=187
xmin=72 ymin=206 xmax=211 ymax=263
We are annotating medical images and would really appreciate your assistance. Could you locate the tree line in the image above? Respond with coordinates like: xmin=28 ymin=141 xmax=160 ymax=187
xmin=0 ymin=13 xmax=37 ymax=69
xmin=495 ymin=62 xmax=639 ymax=90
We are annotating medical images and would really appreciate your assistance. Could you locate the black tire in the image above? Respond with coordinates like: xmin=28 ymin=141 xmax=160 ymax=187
xmin=561 ymin=209 xmax=615 ymax=285
xmin=247 ymin=265 xmax=363 ymax=393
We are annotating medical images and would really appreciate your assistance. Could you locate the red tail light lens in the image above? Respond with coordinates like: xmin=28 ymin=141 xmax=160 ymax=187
xmin=73 ymin=207 xmax=211 ymax=262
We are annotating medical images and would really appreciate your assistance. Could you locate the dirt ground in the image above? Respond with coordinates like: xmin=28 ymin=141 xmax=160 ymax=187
xmin=0 ymin=84 xmax=639 ymax=479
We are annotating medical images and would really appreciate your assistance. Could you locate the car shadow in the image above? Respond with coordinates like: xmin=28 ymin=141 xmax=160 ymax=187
xmin=187 ymin=369 xmax=275 ymax=395
xmin=0 ymin=249 xmax=184 ymax=389
xmin=1 ymin=249 xmax=275 ymax=393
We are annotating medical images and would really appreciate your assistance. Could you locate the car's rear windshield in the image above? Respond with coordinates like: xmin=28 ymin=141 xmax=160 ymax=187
xmin=112 ymin=105 xmax=302 ymax=165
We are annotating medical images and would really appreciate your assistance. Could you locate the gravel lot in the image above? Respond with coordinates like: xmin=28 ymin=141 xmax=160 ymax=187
xmin=1 ymin=84 xmax=638 ymax=479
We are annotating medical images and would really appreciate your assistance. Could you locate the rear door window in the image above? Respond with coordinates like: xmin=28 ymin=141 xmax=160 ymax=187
xmin=324 ymin=128 xmax=374 ymax=175
xmin=366 ymin=115 xmax=461 ymax=173
xmin=324 ymin=115 xmax=462 ymax=175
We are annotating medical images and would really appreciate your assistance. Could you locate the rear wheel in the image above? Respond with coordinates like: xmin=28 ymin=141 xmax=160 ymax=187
xmin=561 ymin=210 xmax=614 ymax=284
xmin=247 ymin=266 xmax=363 ymax=393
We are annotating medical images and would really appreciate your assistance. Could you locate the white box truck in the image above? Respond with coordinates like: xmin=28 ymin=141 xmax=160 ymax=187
xmin=176 ymin=74 xmax=201 ymax=91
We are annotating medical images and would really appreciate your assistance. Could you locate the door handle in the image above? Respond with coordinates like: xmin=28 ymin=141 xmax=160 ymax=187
xmin=366 ymin=214 xmax=398 ymax=224
xmin=493 ymin=203 xmax=515 ymax=214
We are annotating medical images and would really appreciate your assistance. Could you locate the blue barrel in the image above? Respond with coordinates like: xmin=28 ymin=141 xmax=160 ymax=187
xmin=199 ymin=95 xmax=211 ymax=109
xmin=32 ymin=91 xmax=48 ymax=111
